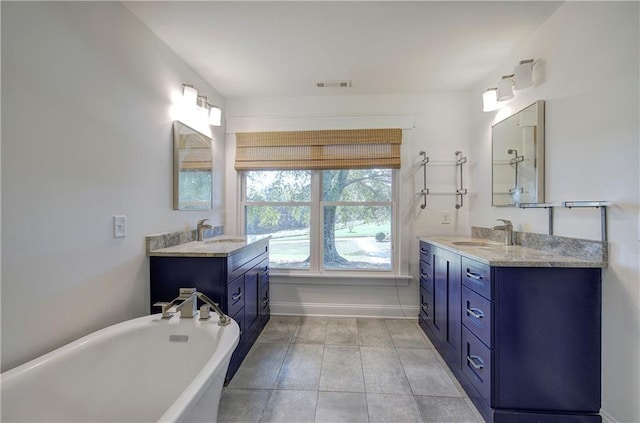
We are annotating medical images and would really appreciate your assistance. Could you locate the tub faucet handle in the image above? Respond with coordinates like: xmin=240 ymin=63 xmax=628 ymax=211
xmin=199 ymin=305 xmax=211 ymax=320
xmin=196 ymin=292 xmax=232 ymax=326
xmin=153 ymin=299 xmax=180 ymax=319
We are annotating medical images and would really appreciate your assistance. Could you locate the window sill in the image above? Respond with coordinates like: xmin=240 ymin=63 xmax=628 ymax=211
xmin=270 ymin=271 xmax=413 ymax=287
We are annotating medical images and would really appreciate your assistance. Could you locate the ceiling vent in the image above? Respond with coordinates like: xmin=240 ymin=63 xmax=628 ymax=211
xmin=315 ymin=80 xmax=352 ymax=89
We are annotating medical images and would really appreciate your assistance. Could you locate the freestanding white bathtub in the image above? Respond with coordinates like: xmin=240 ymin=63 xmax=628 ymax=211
xmin=1 ymin=313 xmax=240 ymax=423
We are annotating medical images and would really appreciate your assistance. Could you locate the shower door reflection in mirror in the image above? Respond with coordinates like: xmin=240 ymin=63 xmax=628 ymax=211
xmin=492 ymin=100 xmax=545 ymax=206
xmin=173 ymin=121 xmax=213 ymax=210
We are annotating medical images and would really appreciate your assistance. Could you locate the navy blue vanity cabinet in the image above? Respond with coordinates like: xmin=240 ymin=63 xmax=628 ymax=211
xmin=150 ymin=238 xmax=270 ymax=383
xmin=418 ymin=241 xmax=602 ymax=423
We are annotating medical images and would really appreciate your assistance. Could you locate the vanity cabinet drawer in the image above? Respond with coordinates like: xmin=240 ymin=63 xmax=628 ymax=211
xmin=462 ymin=286 xmax=492 ymax=348
xmin=419 ymin=260 xmax=433 ymax=293
xmin=419 ymin=241 xmax=432 ymax=265
xmin=463 ymin=326 xmax=492 ymax=406
xmin=227 ymin=275 xmax=245 ymax=317
xmin=419 ymin=287 xmax=433 ymax=322
xmin=462 ymin=257 xmax=492 ymax=300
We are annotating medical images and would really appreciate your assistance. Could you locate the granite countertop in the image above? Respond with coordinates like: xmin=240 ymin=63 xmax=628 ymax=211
xmin=419 ymin=235 xmax=606 ymax=268
xmin=148 ymin=235 xmax=269 ymax=257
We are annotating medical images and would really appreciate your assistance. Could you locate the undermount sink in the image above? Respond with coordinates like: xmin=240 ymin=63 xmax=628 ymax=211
xmin=452 ymin=241 xmax=498 ymax=247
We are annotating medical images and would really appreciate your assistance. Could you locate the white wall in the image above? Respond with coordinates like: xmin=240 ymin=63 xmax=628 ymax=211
xmin=225 ymin=94 xmax=471 ymax=317
xmin=468 ymin=3 xmax=639 ymax=422
xmin=1 ymin=2 xmax=226 ymax=371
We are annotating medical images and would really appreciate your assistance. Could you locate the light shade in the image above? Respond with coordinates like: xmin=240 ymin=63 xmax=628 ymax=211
xmin=208 ymin=104 xmax=222 ymax=126
xmin=496 ymin=75 xmax=514 ymax=101
xmin=482 ymin=88 xmax=498 ymax=112
xmin=513 ymin=59 xmax=534 ymax=90
xmin=182 ymin=84 xmax=198 ymax=104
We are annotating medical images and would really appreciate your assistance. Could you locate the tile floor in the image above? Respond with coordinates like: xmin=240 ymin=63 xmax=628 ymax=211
xmin=218 ymin=316 xmax=483 ymax=423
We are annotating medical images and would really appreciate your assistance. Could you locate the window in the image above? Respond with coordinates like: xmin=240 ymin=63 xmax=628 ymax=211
xmin=242 ymin=169 xmax=395 ymax=272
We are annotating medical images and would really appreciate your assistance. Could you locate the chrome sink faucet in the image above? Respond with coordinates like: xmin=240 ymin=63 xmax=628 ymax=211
xmin=196 ymin=219 xmax=212 ymax=241
xmin=492 ymin=219 xmax=514 ymax=246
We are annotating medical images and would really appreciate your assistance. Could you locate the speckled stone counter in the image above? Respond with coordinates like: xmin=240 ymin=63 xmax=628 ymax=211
xmin=147 ymin=235 xmax=270 ymax=257
xmin=418 ymin=229 xmax=607 ymax=268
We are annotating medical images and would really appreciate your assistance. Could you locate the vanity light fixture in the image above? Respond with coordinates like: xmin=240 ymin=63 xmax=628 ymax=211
xmin=513 ymin=59 xmax=534 ymax=90
xmin=496 ymin=74 xmax=515 ymax=101
xmin=180 ymin=83 xmax=224 ymax=127
xmin=482 ymin=59 xmax=537 ymax=112
xmin=482 ymin=88 xmax=499 ymax=112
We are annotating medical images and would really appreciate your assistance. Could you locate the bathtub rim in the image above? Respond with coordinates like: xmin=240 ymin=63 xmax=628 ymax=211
xmin=1 ymin=313 xmax=240 ymax=422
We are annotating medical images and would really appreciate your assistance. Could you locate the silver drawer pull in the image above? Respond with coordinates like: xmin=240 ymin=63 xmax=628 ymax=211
xmin=467 ymin=308 xmax=484 ymax=319
xmin=231 ymin=291 xmax=243 ymax=301
xmin=421 ymin=304 xmax=429 ymax=311
xmin=420 ymin=273 xmax=429 ymax=279
xmin=420 ymin=247 xmax=429 ymax=253
xmin=466 ymin=270 xmax=483 ymax=280
xmin=467 ymin=355 xmax=484 ymax=370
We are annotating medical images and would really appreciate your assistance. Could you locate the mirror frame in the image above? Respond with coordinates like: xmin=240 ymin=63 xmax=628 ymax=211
xmin=491 ymin=100 xmax=545 ymax=207
xmin=173 ymin=121 xmax=213 ymax=210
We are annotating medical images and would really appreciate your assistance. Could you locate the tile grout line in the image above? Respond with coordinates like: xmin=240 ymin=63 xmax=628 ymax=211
xmin=228 ymin=317 xmax=482 ymax=423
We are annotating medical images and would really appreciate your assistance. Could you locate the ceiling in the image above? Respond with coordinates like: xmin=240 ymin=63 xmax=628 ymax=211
xmin=124 ymin=1 xmax=562 ymax=99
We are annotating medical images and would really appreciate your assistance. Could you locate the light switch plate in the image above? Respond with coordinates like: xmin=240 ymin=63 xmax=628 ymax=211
xmin=441 ymin=210 xmax=451 ymax=224
xmin=113 ymin=215 xmax=127 ymax=238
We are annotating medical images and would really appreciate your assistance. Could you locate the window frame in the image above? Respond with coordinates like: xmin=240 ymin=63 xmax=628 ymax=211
xmin=240 ymin=169 xmax=399 ymax=275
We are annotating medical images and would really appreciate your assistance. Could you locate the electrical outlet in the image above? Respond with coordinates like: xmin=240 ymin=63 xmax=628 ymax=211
xmin=113 ymin=215 xmax=127 ymax=238
xmin=441 ymin=210 xmax=451 ymax=225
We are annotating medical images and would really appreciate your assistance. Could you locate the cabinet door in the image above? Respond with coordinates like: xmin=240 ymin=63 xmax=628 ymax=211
xmin=433 ymin=247 xmax=462 ymax=368
xmin=433 ymin=252 xmax=448 ymax=343
xmin=243 ymin=266 xmax=259 ymax=333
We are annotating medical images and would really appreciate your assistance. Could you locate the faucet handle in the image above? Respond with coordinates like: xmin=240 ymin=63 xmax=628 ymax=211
xmin=197 ymin=219 xmax=209 ymax=226
xmin=199 ymin=305 xmax=211 ymax=320
xmin=496 ymin=219 xmax=512 ymax=227
xmin=153 ymin=301 xmax=176 ymax=319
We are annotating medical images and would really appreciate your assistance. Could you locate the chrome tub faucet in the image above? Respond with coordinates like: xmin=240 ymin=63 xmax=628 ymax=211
xmin=493 ymin=219 xmax=514 ymax=246
xmin=196 ymin=219 xmax=213 ymax=241
xmin=154 ymin=288 xmax=231 ymax=326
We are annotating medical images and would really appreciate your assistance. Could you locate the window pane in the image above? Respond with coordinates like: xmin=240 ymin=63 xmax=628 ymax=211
xmin=245 ymin=205 xmax=310 ymax=269
xmin=246 ymin=170 xmax=311 ymax=202
xmin=322 ymin=169 xmax=392 ymax=202
xmin=323 ymin=205 xmax=392 ymax=270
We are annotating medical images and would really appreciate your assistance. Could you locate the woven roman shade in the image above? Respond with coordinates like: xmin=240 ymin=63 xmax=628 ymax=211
xmin=235 ymin=128 xmax=402 ymax=170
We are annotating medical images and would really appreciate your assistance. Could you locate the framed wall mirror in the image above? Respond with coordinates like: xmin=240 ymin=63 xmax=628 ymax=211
xmin=173 ymin=121 xmax=213 ymax=210
xmin=492 ymin=100 xmax=545 ymax=206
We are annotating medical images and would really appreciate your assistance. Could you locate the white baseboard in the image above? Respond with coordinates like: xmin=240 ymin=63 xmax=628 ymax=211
xmin=600 ymin=409 xmax=620 ymax=423
xmin=271 ymin=301 xmax=418 ymax=320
